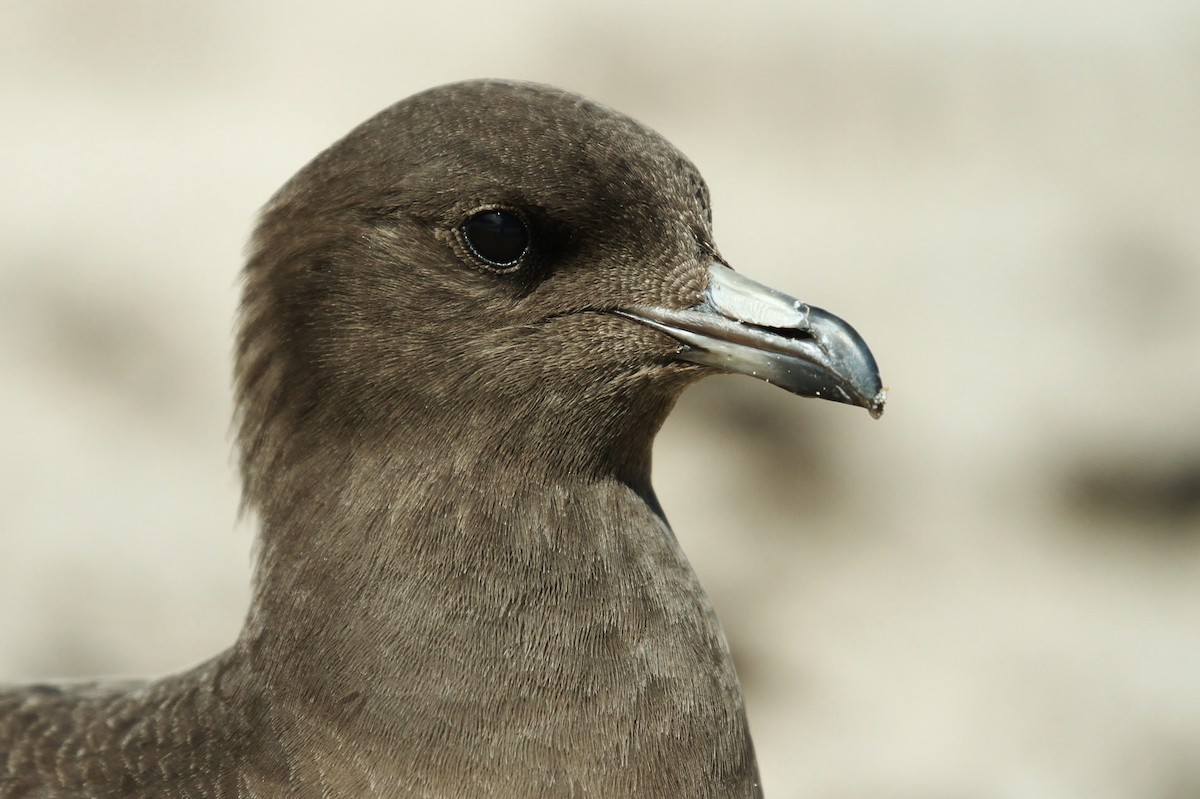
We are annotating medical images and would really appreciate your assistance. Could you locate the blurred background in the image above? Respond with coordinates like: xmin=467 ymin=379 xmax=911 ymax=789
xmin=2 ymin=1 xmax=1198 ymax=796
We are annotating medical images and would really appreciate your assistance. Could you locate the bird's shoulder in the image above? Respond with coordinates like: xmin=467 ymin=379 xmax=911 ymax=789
xmin=0 ymin=656 xmax=282 ymax=798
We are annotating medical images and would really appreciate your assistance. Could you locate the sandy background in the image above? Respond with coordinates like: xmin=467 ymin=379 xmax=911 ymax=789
xmin=2 ymin=2 xmax=1199 ymax=796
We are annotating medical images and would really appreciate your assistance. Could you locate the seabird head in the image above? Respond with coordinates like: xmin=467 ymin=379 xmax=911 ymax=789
xmin=235 ymin=80 xmax=884 ymax=502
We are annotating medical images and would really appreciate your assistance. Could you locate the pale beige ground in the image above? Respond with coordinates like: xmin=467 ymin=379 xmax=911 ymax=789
xmin=2 ymin=2 xmax=1199 ymax=797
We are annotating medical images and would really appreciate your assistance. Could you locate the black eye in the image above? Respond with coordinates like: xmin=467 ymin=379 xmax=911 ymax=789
xmin=461 ymin=210 xmax=529 ymax=269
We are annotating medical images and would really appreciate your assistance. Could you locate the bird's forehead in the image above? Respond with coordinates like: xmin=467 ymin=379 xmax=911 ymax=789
xmin=321 ymin=82 xmax=709 ymax=221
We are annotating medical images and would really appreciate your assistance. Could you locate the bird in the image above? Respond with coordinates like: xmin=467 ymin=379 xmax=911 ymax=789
xmin=0 ymin=79 xmax=884 ymax=798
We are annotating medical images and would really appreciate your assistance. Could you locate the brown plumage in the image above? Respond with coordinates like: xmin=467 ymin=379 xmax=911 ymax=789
xmin=0 ymin=80 xmax=884 ymax=798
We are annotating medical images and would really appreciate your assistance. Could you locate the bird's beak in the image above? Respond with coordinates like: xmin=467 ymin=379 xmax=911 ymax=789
xmin=619 ymin=263 xmax=886 ymax=418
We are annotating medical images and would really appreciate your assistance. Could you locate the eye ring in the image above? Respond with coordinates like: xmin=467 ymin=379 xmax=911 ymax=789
xmin=460 ymin=209 xmax=530 ymax=271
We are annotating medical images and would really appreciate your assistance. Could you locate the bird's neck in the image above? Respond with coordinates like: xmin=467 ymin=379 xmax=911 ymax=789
xmin=237 ymin=426 xmax=674 ymax=689
xmin=227 ymin=423 xmax=755 ymax=791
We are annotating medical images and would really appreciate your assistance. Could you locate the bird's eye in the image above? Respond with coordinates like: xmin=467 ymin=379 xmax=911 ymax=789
xmin=461 ymin=210 xmax=529 ymax=269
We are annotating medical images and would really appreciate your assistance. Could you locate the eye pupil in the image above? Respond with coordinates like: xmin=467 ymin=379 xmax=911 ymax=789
xmin=462 ymin=210 xmax=529 ymax=268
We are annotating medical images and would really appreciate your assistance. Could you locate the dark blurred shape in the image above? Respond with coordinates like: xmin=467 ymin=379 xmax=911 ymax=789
xmin=1065 ymin=452 xmax=1200 ymax=528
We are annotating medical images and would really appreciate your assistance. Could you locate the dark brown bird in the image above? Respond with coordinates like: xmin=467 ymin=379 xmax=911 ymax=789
xmin=0 ymin=80 xmax=884 ymax=798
